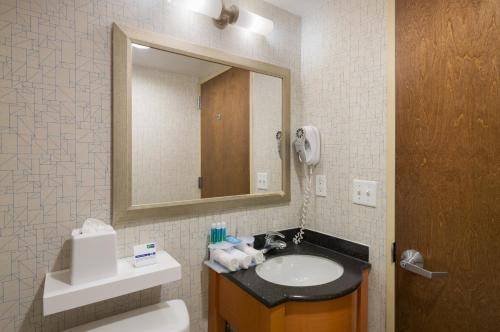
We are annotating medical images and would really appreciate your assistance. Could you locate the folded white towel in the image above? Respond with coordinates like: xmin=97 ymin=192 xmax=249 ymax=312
xmin=229 ymin=249 xmax=252 ymax=269
xmin=237 ymin=245 xmax=265 ymax=265
xmin=213 ymin=249 xmax=238 ymax=272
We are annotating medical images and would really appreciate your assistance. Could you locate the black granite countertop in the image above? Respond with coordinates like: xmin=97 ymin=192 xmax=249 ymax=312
xmin=222 ymin=229 xmax=371 ymax=308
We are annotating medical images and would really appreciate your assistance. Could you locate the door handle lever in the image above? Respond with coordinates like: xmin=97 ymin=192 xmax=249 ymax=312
xmin=400 ymin=249 xmax=448 ymax=279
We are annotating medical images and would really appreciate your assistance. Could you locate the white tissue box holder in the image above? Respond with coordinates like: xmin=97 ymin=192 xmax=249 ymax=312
xmin=71 ymin=228 xmax=118 ymax=285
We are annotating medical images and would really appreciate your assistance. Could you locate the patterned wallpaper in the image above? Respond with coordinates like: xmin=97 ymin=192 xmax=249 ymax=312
xmin=132 ymin=65 xmax=201 ymax=204
xmin=301 ymin=0 xmax=388 ymax=331
xmin=0 ymin=0 xmax=302 ymax=330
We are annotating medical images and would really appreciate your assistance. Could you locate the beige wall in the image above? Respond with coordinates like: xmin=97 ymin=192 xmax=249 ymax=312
xmin=132 ymin=65 xmax=201 ymax=205
xmin=301 ymin=1 xmax=388 ymax=331
xmin=0 ymin=0 xmax=302 ymax=331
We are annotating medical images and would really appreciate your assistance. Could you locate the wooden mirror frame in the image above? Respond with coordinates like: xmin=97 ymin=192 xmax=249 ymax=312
xmin=112 ymin=23 xmax=291 ymax=223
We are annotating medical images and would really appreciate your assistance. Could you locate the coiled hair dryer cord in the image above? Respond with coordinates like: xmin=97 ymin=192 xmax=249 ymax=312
xmin=293 ymin=166 xmax=314 ymax=245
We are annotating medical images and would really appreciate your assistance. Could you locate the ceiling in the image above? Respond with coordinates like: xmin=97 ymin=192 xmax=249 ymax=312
xmin=132 ymin=45 xmax=230 ymax=81
xmin=264 ymin=0 xmax=327 ymax=17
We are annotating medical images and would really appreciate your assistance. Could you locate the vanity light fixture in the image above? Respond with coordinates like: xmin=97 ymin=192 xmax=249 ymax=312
xmin=170 ymin=0 xmax=274 ymax=36
xmin=214 ymin=5 xmax=274 ymax=36
xmin=170 ymin=0 xmax=223 ymax=19
xmin=132 ymin=43 xmax=150 ymax=50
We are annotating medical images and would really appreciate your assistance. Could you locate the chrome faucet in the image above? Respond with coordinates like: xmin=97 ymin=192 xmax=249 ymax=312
xmin=261 ymin=231 xmax=287 ymax=254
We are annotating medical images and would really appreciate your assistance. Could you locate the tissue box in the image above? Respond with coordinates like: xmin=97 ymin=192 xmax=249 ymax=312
xmin=71 ymin=227 xmax=118 ymax=285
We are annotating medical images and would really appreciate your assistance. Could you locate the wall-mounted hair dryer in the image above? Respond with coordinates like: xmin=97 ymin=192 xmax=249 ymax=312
xmin=294 ymin=126 xmax=321 ymax=166
xmin=293 ymin=126 xmax=321 ymax=245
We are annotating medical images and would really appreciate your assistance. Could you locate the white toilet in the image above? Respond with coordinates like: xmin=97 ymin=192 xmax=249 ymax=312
xmin=65 ymin=299 xmax=189 ymax=332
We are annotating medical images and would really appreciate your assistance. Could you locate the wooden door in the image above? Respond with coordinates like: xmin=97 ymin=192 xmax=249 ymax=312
xmin=201 ymin=68 xmax=250 ymax=198
xmin=396 ymin=0 xmax=500 ymax=331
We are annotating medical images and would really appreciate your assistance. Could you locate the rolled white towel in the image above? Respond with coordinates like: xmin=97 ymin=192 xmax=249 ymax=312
xmin=237 ymin=245 xmax=265 ymax=264
xmin=229 ymin=249 xmax=252 ymax=269
xmin=213 ymin=249 xmax=238 ymax=272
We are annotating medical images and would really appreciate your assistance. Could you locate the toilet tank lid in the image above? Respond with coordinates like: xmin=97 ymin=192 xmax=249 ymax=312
xmin=64 ymin=299 xmax=189 ymax=332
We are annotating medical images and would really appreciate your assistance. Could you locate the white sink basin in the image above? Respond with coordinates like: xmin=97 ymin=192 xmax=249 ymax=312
xmin=255 ymin=255 xmax=344 ymax=287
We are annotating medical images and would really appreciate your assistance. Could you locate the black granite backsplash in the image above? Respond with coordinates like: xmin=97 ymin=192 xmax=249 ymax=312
xmin=254 ymin=228 xmax=369 ymax=262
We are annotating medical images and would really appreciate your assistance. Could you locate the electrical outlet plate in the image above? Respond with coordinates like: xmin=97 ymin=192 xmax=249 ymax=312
xmin=353 ymin=179 xmax=377 ymax=207
xmin=316 ymin=175 xmax=327 ymax=197
xmin=257 ymin=172 xmax=268 ymax=190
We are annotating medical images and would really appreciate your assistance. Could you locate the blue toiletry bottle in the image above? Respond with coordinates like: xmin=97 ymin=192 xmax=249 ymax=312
xmin=216 ymin=223 xmax=222 ymax=243
xmin=210 ymin=223 xmax=216 ymax=243
xmin=221 ymin=222 xmax=227 ymax=241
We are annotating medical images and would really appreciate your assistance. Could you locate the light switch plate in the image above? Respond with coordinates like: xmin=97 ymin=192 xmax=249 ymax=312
xmin=316 ymin=175 xmax=327 ymax=197
xmin=257 ymin=172 xmax=268 ymax=190
xmin=353 ymin=179 xmax=377 ymax=207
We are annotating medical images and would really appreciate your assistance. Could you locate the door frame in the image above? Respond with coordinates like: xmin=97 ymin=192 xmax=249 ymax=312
xmin=386 ymin=0 xmax=396 ymax=331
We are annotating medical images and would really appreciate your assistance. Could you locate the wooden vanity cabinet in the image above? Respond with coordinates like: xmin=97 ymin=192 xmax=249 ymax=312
xmin=208 ymin=269 xmax=369 ymax=332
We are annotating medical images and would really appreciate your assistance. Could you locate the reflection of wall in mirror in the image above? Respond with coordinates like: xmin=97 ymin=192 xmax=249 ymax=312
xmin=251 ymin=73 xmax=282 ymax=193
xmin=132 ymin=65 xmax=201 ymax=205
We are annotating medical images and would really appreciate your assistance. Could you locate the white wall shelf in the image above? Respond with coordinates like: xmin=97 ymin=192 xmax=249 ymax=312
xmin=43 ymin=251 xmax=181 ymax=316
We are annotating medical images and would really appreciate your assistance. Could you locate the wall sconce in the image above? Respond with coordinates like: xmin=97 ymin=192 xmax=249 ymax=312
xmin=214 ymin=4 xmax=274 ymax=35
xmin=182 ymin=0 xmax=224 ymax=19
xmin=170 ymin=0 xmax=274 ymax=36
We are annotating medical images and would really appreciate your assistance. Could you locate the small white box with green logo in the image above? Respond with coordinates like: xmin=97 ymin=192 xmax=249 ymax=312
xmin=133 ymin=242 xmax=157 ymax=267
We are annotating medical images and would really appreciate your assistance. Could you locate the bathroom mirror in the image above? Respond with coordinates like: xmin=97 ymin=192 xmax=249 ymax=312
xmin=112 ymin=24 xmax=290 ymax=222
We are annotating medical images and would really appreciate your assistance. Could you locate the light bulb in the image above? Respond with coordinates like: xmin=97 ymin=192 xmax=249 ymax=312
xmin=234 ymin=9 xmax=274 ymax=35
xmin=172 ymin=0 xmax=223 ymax=19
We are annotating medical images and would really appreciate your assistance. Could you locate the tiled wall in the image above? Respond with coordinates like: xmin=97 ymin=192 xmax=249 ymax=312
xmin=0 ymin=0 xmax=302 ymax=330
xmin=132 ymin=65 xmax=201 ymax=204
xmin=301 ymin=0 xmax=388 ymax=331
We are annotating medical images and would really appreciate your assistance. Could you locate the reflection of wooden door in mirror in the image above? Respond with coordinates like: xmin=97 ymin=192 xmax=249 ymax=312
xmin=201 ymin=68 xmax=250 ymax=198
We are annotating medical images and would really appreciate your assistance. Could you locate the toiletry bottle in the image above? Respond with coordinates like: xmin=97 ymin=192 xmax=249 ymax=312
xmin=210 ymin=223 xmax=216 ymax=243
xmin=221 ymin=222 xmax=227 ymax=241
xmin=216 ymin=223 xmax=222 ymax=243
